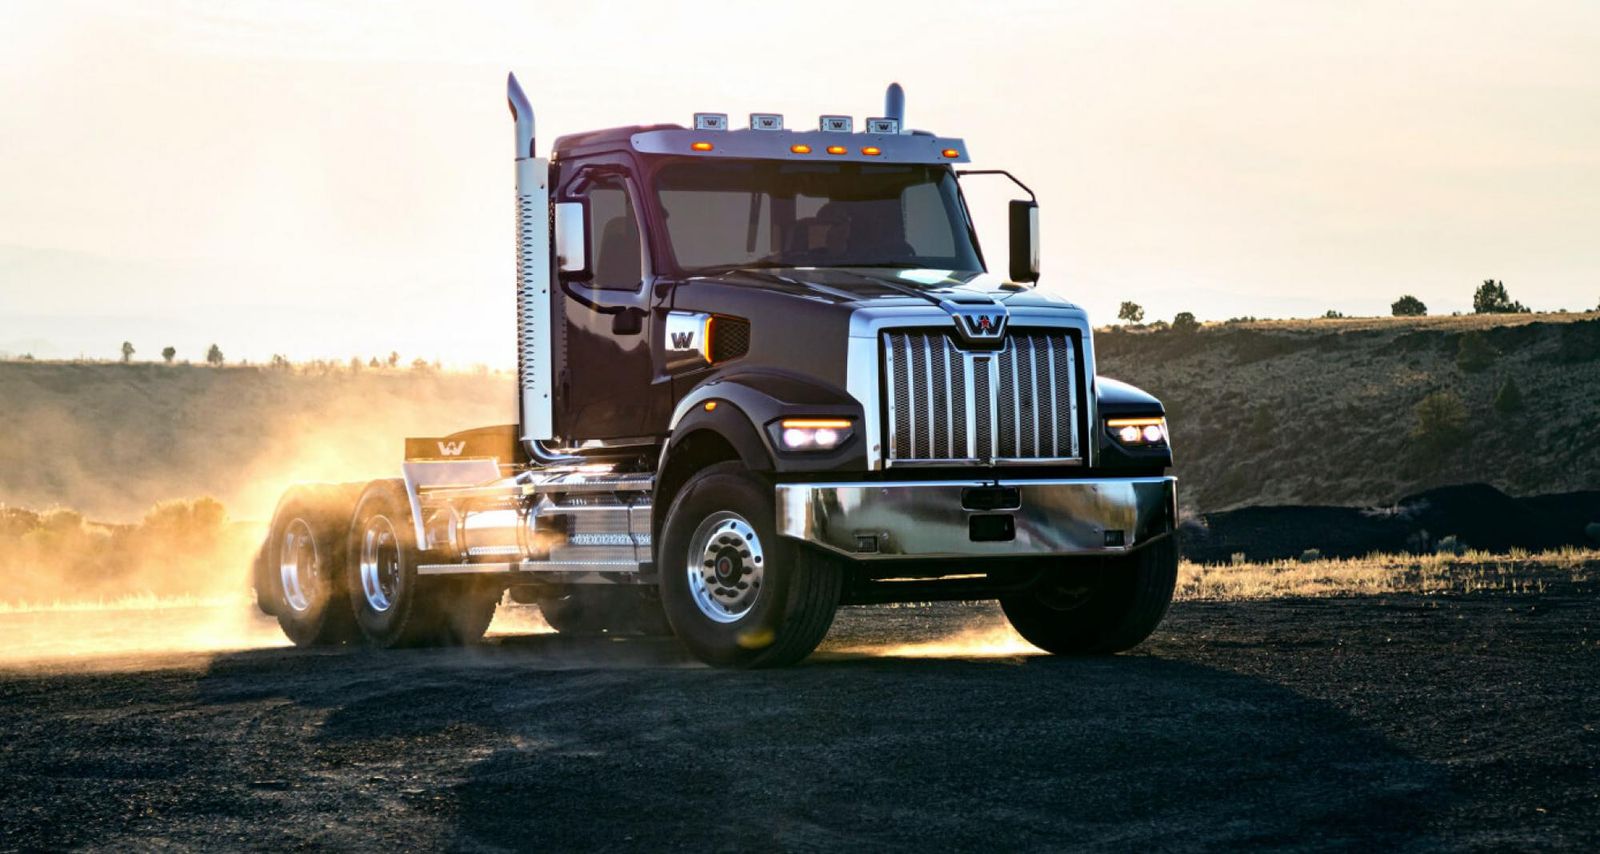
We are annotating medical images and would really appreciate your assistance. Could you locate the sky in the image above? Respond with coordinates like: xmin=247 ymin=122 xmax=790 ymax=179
xmin=1 ymin=0 xmax=1598 ymax=366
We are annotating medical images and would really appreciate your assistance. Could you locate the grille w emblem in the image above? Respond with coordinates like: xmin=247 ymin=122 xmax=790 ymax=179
xmin=945 ymin=303 xmax=1009 ymax=345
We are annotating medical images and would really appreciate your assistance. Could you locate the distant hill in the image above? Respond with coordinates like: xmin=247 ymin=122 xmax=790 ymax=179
xmin=1096 ymin=312 xmax=1600 ymax=514
xmin=2 ymin=312 xmax=1596 ymax=523
xmin=0 ymin=362 xmax=514 ymax=521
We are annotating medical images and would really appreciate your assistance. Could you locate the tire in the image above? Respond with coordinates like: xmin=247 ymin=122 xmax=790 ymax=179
xmin=345 ymin=479 xmax=450 ymax=648
xmin=263 ymin=485 xmax=360 ymax=647
xmin=537 ymin=588 xmax=673 ymax=637
xmin=439 ymin=579 xmax=502 ymax=645
xmin=658 ymin=461 xmax=840 ymax=668
xmin=1000 ymin=535 xmax=1179 ymax=655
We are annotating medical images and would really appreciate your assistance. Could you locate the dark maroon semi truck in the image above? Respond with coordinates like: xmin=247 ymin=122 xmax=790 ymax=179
xmin=253 ymin=74 xmax=1178 ymax=667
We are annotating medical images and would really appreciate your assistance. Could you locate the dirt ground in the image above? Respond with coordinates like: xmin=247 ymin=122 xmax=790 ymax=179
xmin=2 ymin=593 xmax=1597 ymax=852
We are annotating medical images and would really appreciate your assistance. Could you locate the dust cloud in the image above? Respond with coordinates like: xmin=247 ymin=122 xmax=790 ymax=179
xmin=0 ymin=363 xmax=516 ymax=663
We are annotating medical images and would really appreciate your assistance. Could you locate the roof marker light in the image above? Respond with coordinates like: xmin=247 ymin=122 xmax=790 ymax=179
xmin=826 ymin=145 xmax=847 ymax=155
xmin=819 ymin=115 xmax=852 ymax=133
xmin=691 ymin=141 xmax=714 ymax=152
xmin=750 ymin=113 xmax=783 ymax=131
xmin=861 ymin=146 xmax=882 ymax=156
xmin=790 ymin=144 xmax=812 ymax=154
xmin=942 ymin=148 xmax=961 ymax=158
xmin=693 ymin=113 xmax=728 ymax=131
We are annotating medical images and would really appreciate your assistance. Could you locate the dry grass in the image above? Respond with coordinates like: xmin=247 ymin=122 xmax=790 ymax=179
xmin=1176 ymin=547 xmax=1599 ymax=601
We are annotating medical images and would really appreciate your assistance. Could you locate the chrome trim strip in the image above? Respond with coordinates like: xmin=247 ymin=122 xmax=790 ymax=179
xmin=776 ymin=476 xmax=1175 ymax=560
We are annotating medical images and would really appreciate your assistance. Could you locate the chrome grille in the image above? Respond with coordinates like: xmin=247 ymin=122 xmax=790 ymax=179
xmin=883 ymin=329 xmax=1080 ymax=464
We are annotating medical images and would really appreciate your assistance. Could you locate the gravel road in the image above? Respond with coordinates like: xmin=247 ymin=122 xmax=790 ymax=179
xmin=2 ymin=593 xmax=1596 ymax=851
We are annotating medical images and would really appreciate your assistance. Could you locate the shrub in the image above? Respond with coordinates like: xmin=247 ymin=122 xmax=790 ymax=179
xmin=206 ymin=344 xmax=224 ymax=366
xmin=161 ymin=346 xmax=176 ymax=364
xmin=1412 ymin=390 xmax=1468 ymax=452
xmin=1171 ymin=312 xmax=1200 ymax=334
xmin=1434 ymin=535 xmax=1466 ymax=556
xmin=1473 ymin=279 xmax=1529 ymax=314
xmin=1117 ymin=301 xmax=1145 ymax=324
xmin=1391 ymin=295 xmax=1427 ymax=316
xmin=1455 ymin=332 xmax=1497 ymax=373
xmin=1298 ymin=548 xmax=1322 ymax=563
xmin=1493 ymin=376 xmax=1524 ymax=414
xmin=1323 ymin=310 xmax=1345 ymax=319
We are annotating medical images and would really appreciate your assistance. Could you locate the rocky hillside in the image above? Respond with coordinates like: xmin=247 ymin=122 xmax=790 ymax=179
xmin=1095 ymin=313 xmax=1600 ymax=514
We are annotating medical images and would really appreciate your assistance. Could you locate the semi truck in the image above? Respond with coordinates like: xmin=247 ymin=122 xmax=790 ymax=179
xmin=253 ymin=74 xmax=1179 ymax=667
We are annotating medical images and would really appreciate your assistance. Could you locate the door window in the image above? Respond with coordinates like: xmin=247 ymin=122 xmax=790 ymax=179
xmin=587 ymin=179 xmax=644 ymax=290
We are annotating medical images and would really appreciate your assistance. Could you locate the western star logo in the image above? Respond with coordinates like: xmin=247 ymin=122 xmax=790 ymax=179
xmin=437 ymin=441 xmax=466 ymax=456
xmin=670 ymin=331 xmax=695 ymax=349
xmin=946 ymin=302 xmax=1009 ymax=345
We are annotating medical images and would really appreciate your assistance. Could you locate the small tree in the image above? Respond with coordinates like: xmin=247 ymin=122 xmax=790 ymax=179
xmin=120 ymin=341 xmax=134 ymax=363
xmin=349 ymin=356 xmax=363 ymax=372
xmin=1456 ymin=331 xmax=1497 ymax=373
xmin=1117 ymin=301 xmax=1145 ymax=324
xmin=368 ymin=356 xmax=381 ymax=369
xmin=387 ymin=351 xmax=400 ymax=368
xmin=1473 ymin=279 xmax=1529 ymax=314
xmin=161 ymin=346 xmax=176 ymax=364
xmin=206 ymin=344 xmax=224 ymax=366
xmin=1323 ymin=309 xmax=1345 ymax=319
xmin=1171 ymin=312 xmax=1200 ymax=334
xmin=1413 ymin=390 xmax=1468 ymax=453
xmin=1493 ymin=376 xmax=1524 ymax=414
xmin=270 ymin=354 xmax=291 ymax=370
xmin=1391 ymin=295 xmax=1427 ymax=317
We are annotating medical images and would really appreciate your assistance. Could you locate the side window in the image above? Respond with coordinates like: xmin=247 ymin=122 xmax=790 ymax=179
xmin=901 ymin=180 xmax=957 ymax=257
xmin=587 ymin=179 xmax=643 ymax=290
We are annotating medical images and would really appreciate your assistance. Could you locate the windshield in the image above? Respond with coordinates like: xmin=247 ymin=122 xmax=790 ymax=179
xmin=654 ymin=160 xmax=983 ymax=275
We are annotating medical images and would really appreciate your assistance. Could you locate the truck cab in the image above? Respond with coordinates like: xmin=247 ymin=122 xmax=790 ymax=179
xmin=253 ymin=76 xmax=1178 ymax=668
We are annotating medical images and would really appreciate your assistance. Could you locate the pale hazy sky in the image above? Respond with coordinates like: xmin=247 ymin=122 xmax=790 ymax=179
xmin=2 ymin=0 xmax=1597 ymax=365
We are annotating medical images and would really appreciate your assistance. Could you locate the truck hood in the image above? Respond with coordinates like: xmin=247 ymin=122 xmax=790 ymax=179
xmin=686 ymin=267 xmax=1083 ymax=313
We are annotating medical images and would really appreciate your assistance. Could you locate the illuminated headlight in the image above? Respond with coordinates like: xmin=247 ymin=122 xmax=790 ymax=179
xmin=774 ymin=418 xmax=854 ymax=452
xmin=1106 ymin=417 xmax=1168 ymax=447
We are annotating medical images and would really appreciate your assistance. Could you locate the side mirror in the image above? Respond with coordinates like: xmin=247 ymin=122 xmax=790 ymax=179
xmin=554 ymin=201 xmax=588 ymax=276
xmin=1009 ymin=200 xmax=1039 ymax=283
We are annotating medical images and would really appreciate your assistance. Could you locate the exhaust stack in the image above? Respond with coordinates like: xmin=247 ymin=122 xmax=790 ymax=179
xmin=508 ymin=72 xmax=556 ymax=450
xmin=884 ymin=82 xmax=905 ymax=129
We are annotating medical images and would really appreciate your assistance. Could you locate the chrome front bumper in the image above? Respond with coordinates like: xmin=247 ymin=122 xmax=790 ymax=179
xmin=775 ymin=476 xmax=1176 ymax=560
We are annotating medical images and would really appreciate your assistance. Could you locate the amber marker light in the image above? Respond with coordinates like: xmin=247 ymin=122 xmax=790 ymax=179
xmin=826 ymin=145 xmax=847 ymax=155
xmin=861 ymin=146 xmax=882 ymax=156
xmin=704 ymin=401 xmax=718 ymax=412
xmin=790 ymin=144 xmax=812 ymax=154
xmin=691 ymin=141 xmax=714 ymax=151
xmin=942 ymin=148 xmax=961 ymax=158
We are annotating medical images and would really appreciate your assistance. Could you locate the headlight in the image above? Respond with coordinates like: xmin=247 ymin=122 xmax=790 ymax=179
xmin=1106 ymin=416 xmax=1168 ymax=447
xmin=773 ymin=418 xmax=854 ymax=452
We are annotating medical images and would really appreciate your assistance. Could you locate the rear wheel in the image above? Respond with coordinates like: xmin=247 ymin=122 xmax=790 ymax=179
xmin=265 ymin=487 xmax=359 ymax=647
xmin=346 ymin=480 xmax=449 ymax=648
xmin=658 ymin=462 xmax=840 ymax=668
xmin=1000 ymin=536 xmax=1179 ymax=655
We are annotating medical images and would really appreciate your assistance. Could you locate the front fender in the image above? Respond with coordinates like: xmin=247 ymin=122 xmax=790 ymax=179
xmin=668 ymin=369 xmax=866 ymax=474
xmin=1094 ymin=376 xmax=1172 ymax=469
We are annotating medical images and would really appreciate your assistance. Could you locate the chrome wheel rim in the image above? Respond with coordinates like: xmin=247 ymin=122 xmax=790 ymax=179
xmin=686 ymin=511 xmax=765 ymax=624
xmin=278 ymin=518 xmax=318 ymax=613
xmin=359 ymin=514 xmax=402 ymax=613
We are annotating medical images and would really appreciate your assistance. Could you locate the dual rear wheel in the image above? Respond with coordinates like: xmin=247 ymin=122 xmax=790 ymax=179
xmin=262 ymin=481 xmax=499 ymax=648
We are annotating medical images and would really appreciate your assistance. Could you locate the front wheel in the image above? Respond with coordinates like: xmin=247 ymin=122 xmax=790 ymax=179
xmin=658 ymin=462 xmax=840 ymax=668
xmin=1000 ymin=536 xmax=1179 ymax=655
